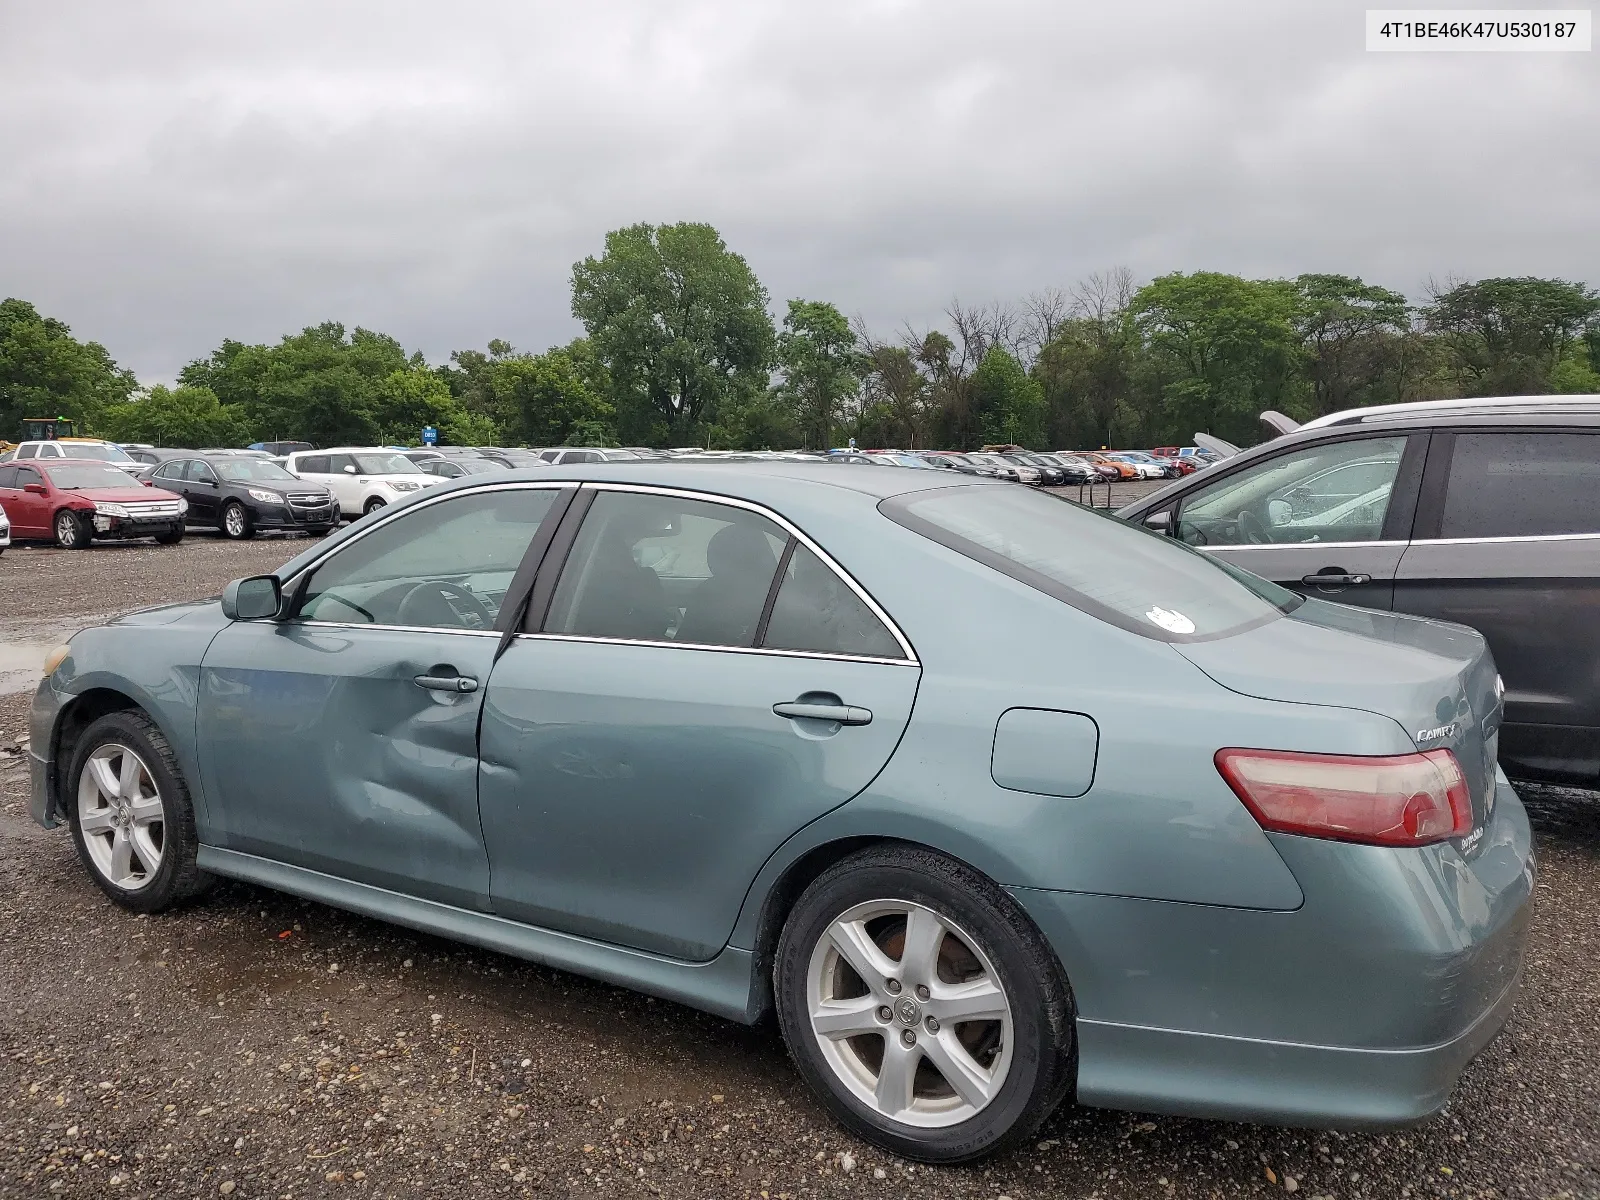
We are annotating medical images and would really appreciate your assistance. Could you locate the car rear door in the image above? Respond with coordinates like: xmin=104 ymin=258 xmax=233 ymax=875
xmin=478 ymin=484 xmax=921 ymax=962
xmin=7 ymin=464 xmax=50 ymax=535
xmin=1168 ymin=431 xmax=1428 ymax=610
xmin=1394 ymin=427 xmax=1600 ymax=784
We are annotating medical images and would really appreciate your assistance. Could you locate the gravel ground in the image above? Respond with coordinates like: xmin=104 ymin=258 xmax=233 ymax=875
xmin=2 ymin=487 xmax=1596 ymax=1200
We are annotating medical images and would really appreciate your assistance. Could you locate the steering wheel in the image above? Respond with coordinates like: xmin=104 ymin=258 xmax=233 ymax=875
xmin=396 ymin=580 xmax=494 ymax=630
xmin=1236 ymin=508 xmax=1271 ymax=545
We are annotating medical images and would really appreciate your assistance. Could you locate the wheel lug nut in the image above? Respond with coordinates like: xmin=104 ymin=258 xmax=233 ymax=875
xmin=915 ymin=985 xmax=930 ymax=1001
xmin=885 ymin=979 xmax=902 ymax=995
xmin=877 ymin=1006 xmax=892 ymax=1023
xmin=925 ymin=1016 xmax=940 ymax=1034
xmin=900 ymin=1029 xmax=916 ymax=1047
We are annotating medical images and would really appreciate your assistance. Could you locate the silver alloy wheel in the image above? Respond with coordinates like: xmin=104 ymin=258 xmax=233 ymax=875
xmin=55 ymin=511 xmax=79 ymax=547
xmin=806 ymin=900 xmax=1013 ymax=1128
xmin=77 ymin=743 xmax=164 ymax=891
xmin=224 ymin=503 xmax=247 ymax=537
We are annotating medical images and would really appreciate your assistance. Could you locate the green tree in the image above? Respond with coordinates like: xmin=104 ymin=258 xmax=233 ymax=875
xmin=571 ymin=223 xmax=776 ymax=444
xmin=1424 ymin=277 xmax=1600 ymax=395
xmin=0 ymin=298 xmax=136 ymax=439
xmin=776 ymin=300 xmax=858 ymax=449
xmin=99 ymin=385 xmax=249 ymax=447
xmin=1132 ymin=272 xmax=1306 ymax=445
xmin=1292 ymin=274 xmax=1411 ymax=416
xmin=477 ymin=346 xmax=616 ymax=446
xmin=970 ymin=346 xmax=1046 ymax=448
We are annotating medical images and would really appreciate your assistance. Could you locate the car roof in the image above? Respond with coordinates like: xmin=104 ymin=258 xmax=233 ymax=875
xmin=1299 ymin=395 xmax=1600 ymax=430
xmin=475 ymin=459 xmax=996 ymax=501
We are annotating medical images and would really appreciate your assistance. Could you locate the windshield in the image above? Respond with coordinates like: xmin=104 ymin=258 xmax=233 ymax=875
xmin=215 ymin=459 xmax=297 ymax=482
xmin=882 ymin=484 xmax=1301 ymax=642
xmin=353 ymin=453 xmax=424 ymax=475
xmin=61 ymin=442 xmax=133 ymax=462
xmin=41 ymin=464 xmax=142 ymax=489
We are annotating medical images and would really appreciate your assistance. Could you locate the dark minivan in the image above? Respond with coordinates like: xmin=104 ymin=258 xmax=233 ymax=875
xmin=148 ymin=453 xmax=338 ymax=539
xmin=1119 ymin=397 xmax=1600 ymax=787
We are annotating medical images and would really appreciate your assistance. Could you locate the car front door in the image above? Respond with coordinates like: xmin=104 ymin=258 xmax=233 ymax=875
xmin=7 ymin=464 xmax=50 ymax=535
xmin=1167 ymin=432 xmax=1425 ymax=610
xmin=1394 ymin=428 xmax=1600 ymax=784
xmin=184 ymin=459 xmax=221 ymax=524
xmin=197 ymin=482 xmax=569 ymax=908
xmin=478 ymin=485 xmax=922 ymax=961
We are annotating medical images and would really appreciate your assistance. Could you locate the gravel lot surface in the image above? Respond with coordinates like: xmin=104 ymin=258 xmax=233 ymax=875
xmin=2 ymin=486 xmax=1596 ymax=1200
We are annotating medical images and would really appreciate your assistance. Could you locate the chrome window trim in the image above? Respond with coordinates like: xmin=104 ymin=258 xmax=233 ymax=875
xmin=278 ymin=480 xmax=571 ymax=591
xmin=1203 ymin=540 xmax=1408 ymax=551
xmin=289 ymin=620 xmax=501 ymax=639
xmin=1415 ymin=531 xmax=1600 ymax=546
xmin=512 ymin=630 xmax=916 ymax=667
xmin=571 ymin=481 xmax=919 ymax=664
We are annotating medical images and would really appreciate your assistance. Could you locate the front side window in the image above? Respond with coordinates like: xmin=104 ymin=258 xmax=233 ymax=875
xmin=297 ymin=488 xmax=559 ymax=630
xmin=1176 ymin=436 xmax=1407 ymax=547
xmin=884 ymin=484 xmax=1299 ymax=643
xmin=544 ymin=491 xmax=786 ymax=647
xmin=1439 ymin=432 xmax=1600 ymax=539
xmin=188 ymin=460 xmax=219 ymax=483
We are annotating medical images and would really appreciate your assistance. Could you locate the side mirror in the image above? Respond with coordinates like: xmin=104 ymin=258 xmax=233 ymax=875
xmin=343 ymin=464 xmax=357 ymax=474
xmin=142 ymin=479 xmax=155 ymax=487
xmin=221 ymin=575 xmax=283 ymax=621
xmin=24 ymin=483 xmax=48 ymax=496
xmin=207 ymin=478 xmax=219 ymax=488
xmin=1143 ymin=510 xmax=1172 ymax=534
xmin=1267 ymin=499 xmax=1292 ymax=526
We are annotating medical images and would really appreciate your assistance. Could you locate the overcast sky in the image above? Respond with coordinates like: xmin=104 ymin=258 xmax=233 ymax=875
xmin=2 ymin=0 xmax=1596 ymax=383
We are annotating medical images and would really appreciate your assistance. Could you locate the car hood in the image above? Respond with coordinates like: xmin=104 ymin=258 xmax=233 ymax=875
xmin=73 ymin=486 xmax=181 ymax=503
xmin=1176 ymin=598 xmax=1503 ymax=832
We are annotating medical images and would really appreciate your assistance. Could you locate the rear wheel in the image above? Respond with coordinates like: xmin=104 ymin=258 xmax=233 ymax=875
xmin=66 ymin=710 xmax=212 ymax=913
xmin=775 ymin=846 xmax=1074 ymax=1163
xmin=221 ymin=500 xmax=255 ymax=540
xmin=54 ymin=509 xmax=91 ymax=550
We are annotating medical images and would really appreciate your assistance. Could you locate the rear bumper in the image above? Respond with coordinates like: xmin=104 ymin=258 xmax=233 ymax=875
xmin=1012 ymin=773 xmax=1534 ymax=1126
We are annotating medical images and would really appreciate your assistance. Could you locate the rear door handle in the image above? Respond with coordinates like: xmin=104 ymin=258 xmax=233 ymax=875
xmin=1301 ymin=572 xmax=1371 ymax=586
xmin=415 ymin=674 xmax=479 ymax=693
xmin=773 ymin=701 xmax=873 ymax=726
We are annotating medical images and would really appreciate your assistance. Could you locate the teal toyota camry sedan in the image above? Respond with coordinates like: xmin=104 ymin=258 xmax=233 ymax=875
xmin=27 ymin=463 xmax=1533 ymax=1163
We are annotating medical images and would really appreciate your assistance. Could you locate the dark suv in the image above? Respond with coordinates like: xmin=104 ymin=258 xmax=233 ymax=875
xmin=1118 ymin=397 xmax=1600 ymax=787
xmin=147 ymin=453 xmax=338 ymax=539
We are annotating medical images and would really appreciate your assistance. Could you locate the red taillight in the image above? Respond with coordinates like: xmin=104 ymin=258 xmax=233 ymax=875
xmin=1215 ymin=748 xmax=1472 ymax=847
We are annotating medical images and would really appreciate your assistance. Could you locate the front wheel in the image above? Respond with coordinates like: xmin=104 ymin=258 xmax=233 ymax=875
xmin=774 ymin=846 xmax=1074 ymax=1163
xmin=55 ymin=509 xmax=91 ymax=550
xmin=66 ymin=710 xmax=213 ymax=913
xmin=221 ymin=500 xmax=255 ymax=540
xmin=363 ymin=497 xmax=386 ymax=515
xmin=154 ymin=526 xmax=184 ymax=545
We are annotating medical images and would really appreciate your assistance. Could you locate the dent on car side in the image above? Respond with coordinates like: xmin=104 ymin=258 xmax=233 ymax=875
xmin=29 ymin=464 xmax=1534 ymax=1131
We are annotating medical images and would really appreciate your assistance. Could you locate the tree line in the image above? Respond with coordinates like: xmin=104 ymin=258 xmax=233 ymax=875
xmin=4 ymin=224 xmax=1598 ymax=452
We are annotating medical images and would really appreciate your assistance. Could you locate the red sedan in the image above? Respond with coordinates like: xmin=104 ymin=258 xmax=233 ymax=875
xmin=0 ymin=460 xmax=187 ymax=549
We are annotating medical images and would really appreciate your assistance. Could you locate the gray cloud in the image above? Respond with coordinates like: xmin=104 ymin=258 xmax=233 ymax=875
xmin=2 ymin=0 xmax=1595 ymax=382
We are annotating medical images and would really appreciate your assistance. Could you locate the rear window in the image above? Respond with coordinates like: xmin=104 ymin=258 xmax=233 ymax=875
xmin=881 ymin=484 xmax=1301 ymax=642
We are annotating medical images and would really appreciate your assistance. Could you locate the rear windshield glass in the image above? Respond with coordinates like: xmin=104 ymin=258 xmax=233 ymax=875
xmin=881 ymin=484 xmax=1301 ymax=642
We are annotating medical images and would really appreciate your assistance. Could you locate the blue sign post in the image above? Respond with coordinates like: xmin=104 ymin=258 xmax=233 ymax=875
xmin=422 ymin=425 xmax=438 ymax=446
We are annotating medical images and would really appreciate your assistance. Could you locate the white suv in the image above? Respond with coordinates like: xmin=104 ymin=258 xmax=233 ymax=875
xmin=1 ymin=439 xmax=137 ymax=465
xmin=283 ymin=448 xmax=440 ymax=519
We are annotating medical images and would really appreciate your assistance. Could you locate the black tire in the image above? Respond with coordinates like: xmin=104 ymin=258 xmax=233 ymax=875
xmin=363 ymin=497 xmax=386 ymax=515
xmin=774 ymin=846 xmax=1074 ymax=1163
xmin=54 ymin=509 xmax=91 ymax=550
xmin=221 ymin=500 xmax=255 ymax=540
xmin=65 ymin=710 xmax=213 ymax=914
xmin=154 ymin=526 xmax=184 ymax=545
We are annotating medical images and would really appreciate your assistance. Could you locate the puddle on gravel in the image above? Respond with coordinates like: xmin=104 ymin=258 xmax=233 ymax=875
xmin=0 ymin=639 xmax=58 ymax=696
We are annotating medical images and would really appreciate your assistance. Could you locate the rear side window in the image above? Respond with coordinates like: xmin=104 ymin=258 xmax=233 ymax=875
xmin=883 ymin=484 xmax=1300 ymax=643
xmin=297 ymin=455 xmax=328 ymax=474
xmin=1440 ymin=432 xmax=1600 ymax=538
xmin=0 ymin=466 xmax=16 ymax=488
xmin=762 ymin=543 xmax=903 ymax=659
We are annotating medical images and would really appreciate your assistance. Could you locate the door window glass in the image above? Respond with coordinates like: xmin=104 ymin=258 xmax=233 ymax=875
xmin=17 ymin=445 xmax=37 ymax=458
xmin=0 ymin=466 xmax=16 ymax=488
xmin=298 ymin=488 xmax=559 ymax=630
xmin=152 ymin=461 xmax=186 ymax=480
xmin=187 ymin=460 xmax=219 ymax=483
xmin=761 ymin=543 xmax=904 ymax=659
xmin=1176 ymin=436 xmax=1407 ymax=547
xmin=1440 ymin=433 xmax=1600 ymax=538
xmin=324 ymin=454 xmax=356 ymax=474
xmin=296 ymin=455 xmax=328 ymax=474
xmin=544 ymin=491 xmax=785 ymax=647
xmin=14 ymin=466 xmax=42 ymax=487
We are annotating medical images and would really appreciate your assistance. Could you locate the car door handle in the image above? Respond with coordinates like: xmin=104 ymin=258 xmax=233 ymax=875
xmin=1302 ymin=572 xmax=1372 ymax=586
xmin=773 ymin=701 xmax=872 ymax=726
xmin=414 ymin=674 xmax=479 ymax=693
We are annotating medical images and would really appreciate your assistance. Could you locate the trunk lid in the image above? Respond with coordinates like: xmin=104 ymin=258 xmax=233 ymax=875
xmin=1177 ymin=598 xmax=1503 ymax=848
